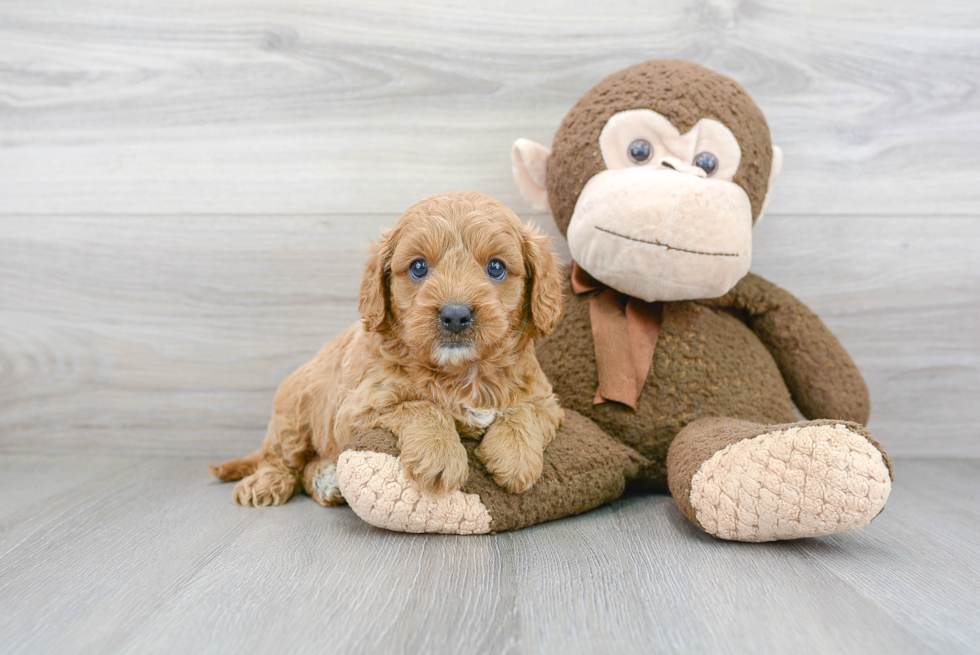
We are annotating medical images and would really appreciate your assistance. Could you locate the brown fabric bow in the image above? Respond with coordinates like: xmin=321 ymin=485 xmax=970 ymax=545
xmin=570 ymin=262 xmax=664 ymax=410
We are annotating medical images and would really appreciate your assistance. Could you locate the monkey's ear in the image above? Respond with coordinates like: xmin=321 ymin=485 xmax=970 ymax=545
xmin=521 ymin=223 xmax=563 ymax=338
xmin=359 ymin=230 xmax=394 ymax=332
xmin=757 ymin=145 xmax=783 ymax=222
xmin=512 ymin=139 xmax=552 ymax=214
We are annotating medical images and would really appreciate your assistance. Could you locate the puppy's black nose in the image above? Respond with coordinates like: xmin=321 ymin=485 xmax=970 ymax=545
xmin=439 ymin=304 xmax=473 ymax=334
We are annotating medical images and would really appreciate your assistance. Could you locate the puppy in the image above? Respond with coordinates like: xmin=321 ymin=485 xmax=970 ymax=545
xmin=212 ymin=191 xmax=565 ymax=507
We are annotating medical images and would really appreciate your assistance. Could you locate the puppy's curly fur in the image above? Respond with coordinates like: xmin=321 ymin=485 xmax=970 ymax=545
xmin=212 ymin=191 xmax=565 ymax=506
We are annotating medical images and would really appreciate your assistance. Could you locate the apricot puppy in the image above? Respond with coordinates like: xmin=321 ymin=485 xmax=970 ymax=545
xmin=212 ymin=191 xmax=565 ymax=506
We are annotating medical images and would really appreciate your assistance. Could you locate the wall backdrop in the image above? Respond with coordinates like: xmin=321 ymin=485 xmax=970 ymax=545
xmin=1 ymin=0 xmax=978 ymax=457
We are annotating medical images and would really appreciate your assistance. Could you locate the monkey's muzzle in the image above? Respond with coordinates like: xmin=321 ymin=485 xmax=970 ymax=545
xmin=565 ymin=168 xmax=753 ymax=303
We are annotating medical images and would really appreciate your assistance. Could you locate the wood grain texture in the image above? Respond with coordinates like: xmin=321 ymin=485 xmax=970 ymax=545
xmin=0 ymin=455 xmax=975 ymax=654
xmin=1 ymin=213 xmax=976 ymax=457
xmin=1 ymin=0 xmax=978 ymax=216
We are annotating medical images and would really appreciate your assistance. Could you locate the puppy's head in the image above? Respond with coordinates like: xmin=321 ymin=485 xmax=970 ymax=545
xmin=359 ymin=191 xmax=562 ymax=369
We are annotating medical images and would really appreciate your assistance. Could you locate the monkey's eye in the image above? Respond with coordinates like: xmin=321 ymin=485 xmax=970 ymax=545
xmin=694 ymin=152 xmax=719 ymax=176
xmin=409 ymin=258 xmax=428 ymax=280
xmin=628 ymin=139 xmax=653 ymax=164
xmin=486 ymin=258 xmax=507 ymax=281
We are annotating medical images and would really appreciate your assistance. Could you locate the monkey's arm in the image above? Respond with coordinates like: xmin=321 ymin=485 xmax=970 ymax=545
xmin=698 ymin=273 xmax=870 ymax=424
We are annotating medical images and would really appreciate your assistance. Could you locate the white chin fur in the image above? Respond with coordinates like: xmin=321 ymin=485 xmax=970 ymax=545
xmin=566 ymin=168 xmax=753 ymax=302
xmin=434 ymin=344 xmax=476 ymax=367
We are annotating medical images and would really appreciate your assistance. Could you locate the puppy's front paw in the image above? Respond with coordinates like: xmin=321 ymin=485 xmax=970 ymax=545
xmin=476 ymin=428 xmax=544 ymax=494
xmin=400 ymin=436 xmax=469 ymax=494
xmin=232 ymin=467 xmax=296 ymax=507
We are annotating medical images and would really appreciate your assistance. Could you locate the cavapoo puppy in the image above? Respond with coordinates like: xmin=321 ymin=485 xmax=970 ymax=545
xmin=212 ymin=191 xmax=565 ymax=507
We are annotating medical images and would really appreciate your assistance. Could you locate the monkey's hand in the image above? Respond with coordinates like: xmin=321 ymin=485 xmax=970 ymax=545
xmin=699 ymin=273 xmax=870 ymax=424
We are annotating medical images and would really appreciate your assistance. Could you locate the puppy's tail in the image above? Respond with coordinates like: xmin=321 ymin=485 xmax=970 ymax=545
xmin=210 ymin=449 xmax=263 ymax=482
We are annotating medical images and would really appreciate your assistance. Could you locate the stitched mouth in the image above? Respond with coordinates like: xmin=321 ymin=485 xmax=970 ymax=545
xmin=595 ymin=226 xmax=739 ymax=258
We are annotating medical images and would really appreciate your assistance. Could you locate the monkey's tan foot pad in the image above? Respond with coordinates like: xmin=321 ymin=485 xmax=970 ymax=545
xmin=336 ymin=413 xmax=645 ymax=534
xmin=687 ymin=422 xmax=892 ymax=542
xmin=336 ymin=449 xmax=492 ymax=534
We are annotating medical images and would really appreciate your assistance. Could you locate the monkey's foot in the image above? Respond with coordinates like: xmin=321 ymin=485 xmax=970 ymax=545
xmin=336 ymin=414 xmax=644 ymax=534
xmin=336 ymin=447 xmax=492 ymax=535
xmin=668 ymin=418 xmax=893 ymax=542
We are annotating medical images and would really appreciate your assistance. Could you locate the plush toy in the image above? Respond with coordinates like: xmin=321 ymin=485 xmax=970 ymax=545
xmin=334 ymin=60 xmax=893 ymax=541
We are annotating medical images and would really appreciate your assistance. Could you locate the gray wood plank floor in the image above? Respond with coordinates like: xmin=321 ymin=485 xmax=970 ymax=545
xmin=0 ymin=455 xmax=976 ymax=655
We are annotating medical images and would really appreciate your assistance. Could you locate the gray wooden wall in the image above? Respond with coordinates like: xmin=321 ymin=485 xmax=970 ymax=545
xmin=1 ymin=0 xmax=978 ymax=458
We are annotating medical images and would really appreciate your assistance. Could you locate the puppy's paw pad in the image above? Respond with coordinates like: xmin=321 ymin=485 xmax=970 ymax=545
xmin=310 ymin=464 xmax=345 ymax=506
xmin=401 ymin=441 xmax=469 ymax=494
xmin=232 ymin=470 xmax=294 ymax=507
xmin=336 ymin=450 xmax=491 ymax=534
xmin=477 ymin=444 xmax=543 ymax=494
xmin=488 ymin=461 xmax=541 ymax=494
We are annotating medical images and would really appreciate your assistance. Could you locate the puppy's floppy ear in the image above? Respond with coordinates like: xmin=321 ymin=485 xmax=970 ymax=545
xmin=521 ymin=223 xmax=563 ymax=338
xmin=359 ymin=229 xmax=394 ymax=332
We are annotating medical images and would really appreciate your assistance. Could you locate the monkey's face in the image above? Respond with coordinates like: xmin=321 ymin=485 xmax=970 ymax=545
xmin=564 ymin=109 xmax=754 ymax=302
xmin=511 ymin=60 xmax=783 ymax=304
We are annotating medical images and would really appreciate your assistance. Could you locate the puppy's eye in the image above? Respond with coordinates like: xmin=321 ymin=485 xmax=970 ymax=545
xmin=409 ymin=258 xmax=428 ymax=280
xmin=694 ymin=152 xmax=719 ymax=176
xmin=628 ymin=139 xmax=652 ymax=164
xmin=486 ymin=259 xmax=507 ymax=281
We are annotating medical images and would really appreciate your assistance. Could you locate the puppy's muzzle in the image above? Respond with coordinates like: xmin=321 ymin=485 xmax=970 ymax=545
xmin=439 ymin=304 xmax=474 ymax=335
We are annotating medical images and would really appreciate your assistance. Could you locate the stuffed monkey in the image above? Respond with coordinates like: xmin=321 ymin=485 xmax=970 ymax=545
xmin=334 ymin=60 xmax=892 ymax=541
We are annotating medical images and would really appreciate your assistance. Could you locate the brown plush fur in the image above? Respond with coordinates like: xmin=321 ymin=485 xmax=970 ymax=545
xmin=534 ymin=271 xmax=872 ymax=489
xmin=546 ymin=60 xmax=774 ymax=234
xmin=536 ymin=273 xmax=795 ymax=490
xmin=212 ymin=191 xmax=565 ymax=504
xmin=698 ymin=274 xmax=871 ymax=424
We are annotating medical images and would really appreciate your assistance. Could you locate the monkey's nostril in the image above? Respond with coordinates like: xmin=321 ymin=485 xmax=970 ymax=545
xmin=438 ymin=304 xmax=474 ymax=334
xmin=660 ymin=159 xmax=677 ymax=170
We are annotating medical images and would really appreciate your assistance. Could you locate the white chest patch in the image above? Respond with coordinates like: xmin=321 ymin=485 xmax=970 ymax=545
xmin=461 ymin=404 xmax=500 ymax=430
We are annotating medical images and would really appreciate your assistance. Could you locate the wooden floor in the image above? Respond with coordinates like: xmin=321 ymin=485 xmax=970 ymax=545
xmin=0 ymin=455 xmax=977 ymax=654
